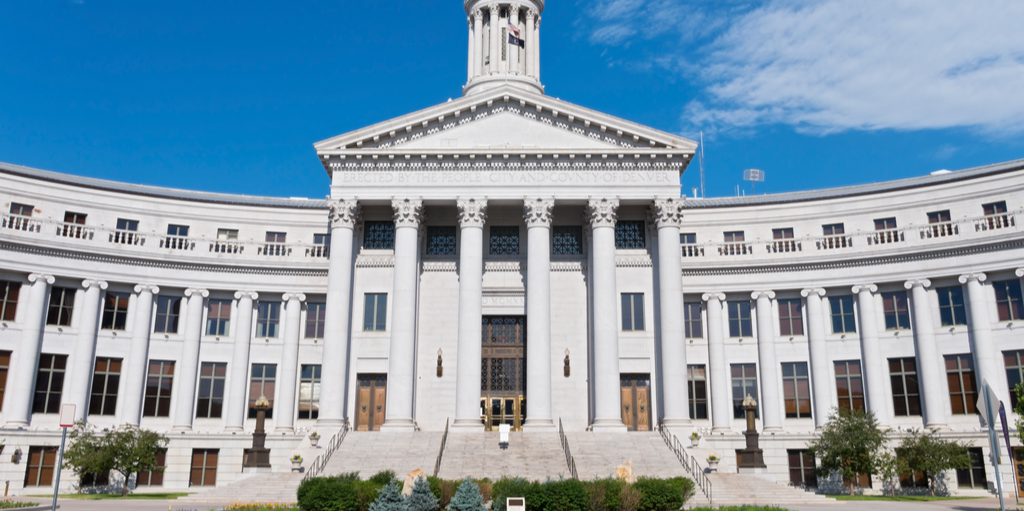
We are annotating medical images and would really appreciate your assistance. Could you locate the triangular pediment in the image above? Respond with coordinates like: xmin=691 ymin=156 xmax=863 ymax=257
xmin=389 ymin=110 xmax=622 ymax=151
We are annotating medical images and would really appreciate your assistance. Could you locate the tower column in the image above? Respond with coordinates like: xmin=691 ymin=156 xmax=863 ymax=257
xmin=275 ymin=293 xmax=306 ymax=432
xmin=752 ymin=290 xmax=782 ymax=431
xmin=525 ymin=9 xmax=536 ymax=77
xmin=5 ymin=274 xmax=53 ymax=427
xmin=703 ymin=292 xmax=731 ymax=431
xmin=472 ymin=9 xmax=483 ymax=78
xmin=588 ymin=198 xmax=626 ymax=431
xmin=66 ymin=279 xmax=107 ymax=422
xmin=654 ymin=198 xmax=689 ymax=427
xmin=905 ymin=279 xmax=948 ymax=428
xmin=173 ymin=288 xmax=208 ymax=430
xmin=225 ymin=291 xmax=257 ymax=431
xmin=489 ymin=6 xmax=500 ymax=75
xmin=318 ymin=200 xmax=359 ymax=426
xmin=961 ymin=273 xmax=1010 ymax=405
xmin=524 ymin=198 xmax=554 ymax=430
xmin=853 ymin=284 xmax=890 ymax=422
xmin=533 ymin=13 xmax=541 ymax=80
xmin=801 ymin=288 xmax=831 ymax=429
xmin=382 ymin=198 xmax=423 ymax=431
xmin=121 ymin=284 xmax=159 ymax=426
xmin=453 ymin=198 xmax=487 ymax=431
xmin=508 ymin=6 xmax=520 ymax=74
xmin=467 ymin=14 xmax=474 ymax=83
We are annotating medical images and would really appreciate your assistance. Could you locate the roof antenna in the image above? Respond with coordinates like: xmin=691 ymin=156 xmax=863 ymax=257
xmin=699 ymin=131 xmax=706 ymax=199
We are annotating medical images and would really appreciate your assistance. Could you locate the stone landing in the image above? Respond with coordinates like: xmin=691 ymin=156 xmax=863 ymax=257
xmin=437 ymin=431 xmax=569 ymax=481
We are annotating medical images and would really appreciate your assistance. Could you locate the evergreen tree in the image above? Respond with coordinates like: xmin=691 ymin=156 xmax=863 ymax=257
xmin=370 ymin=480 xmax=408 ymax=511
xmin=406 ymin=476 xmax=440 ymax=511
xmin=447 ymin=478 xmax=484 ymax=511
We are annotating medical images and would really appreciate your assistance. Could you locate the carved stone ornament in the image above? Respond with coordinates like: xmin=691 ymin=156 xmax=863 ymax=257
xmin=457 ymin=198 xmax=488 ymax=228
xmin=653 ymin=197 xmax=685 ymax=228
xmin=587 ymin=198 xmax=619 ymax=228
xmin=392 ymin=198 xmax=424 ymax=228
xmin=329 ymin=199 xmax=360 ymax=229
xmin=523 ymin=198 xmax=554 ymax=227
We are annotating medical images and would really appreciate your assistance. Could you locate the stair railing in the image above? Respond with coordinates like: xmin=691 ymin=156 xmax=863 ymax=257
xmin=558 ymin=418 xmax=579 ymax=480
xmin=433 ymin=417 xmax=450 ymax=477
xmin=658 ymin=424 xmax=712 ymax=505
xmin=303 ymin=421 xmax=350 ymax=482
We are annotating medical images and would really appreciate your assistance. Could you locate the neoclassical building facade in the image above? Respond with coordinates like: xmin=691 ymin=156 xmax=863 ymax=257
xmin=0 ymin=0 xmax=1022 ymax=496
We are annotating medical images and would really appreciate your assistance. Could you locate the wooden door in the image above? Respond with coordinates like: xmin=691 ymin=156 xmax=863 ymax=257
xmin=620 ymin=374 xmax=652 ymax=431
xmin=356 ymin=374 xmax=387 ymax=431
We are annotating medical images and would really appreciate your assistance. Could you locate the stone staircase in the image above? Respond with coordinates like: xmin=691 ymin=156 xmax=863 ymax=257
xmin=707 ymin=473 xmax=837 ymax=507
xmin=436 ymin=431 xmax=569 ymax=481
xmin=567 ymin=432 xmax=687 ymax=480
xmin=176 ymin=472 xmax=305 ymax=507
xmin=320 ymin=430 xmax=443 ymax=478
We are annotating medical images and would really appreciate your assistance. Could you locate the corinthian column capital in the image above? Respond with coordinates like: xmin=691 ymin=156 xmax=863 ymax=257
xmin=523 ymin=198 xmax=554 ymax=227
xmin=587 ymin=197 xmax=619 ymax=228
xmin=329 ymin=199 xmax=360 ymax=229
xmin=958 ymin=273 xmax=987 ymax=284
xmin=457 ymin=197 xmax=488 ymax=228
xmin=392 ymin=198 xmax=424 ymax=228
xmin=904 ymin=278 xmax=932 ymax=290
xmin=652 ymin=197 xmax=685 ymax=228
xmin=800 ymin=288 xmax=826 ymax=298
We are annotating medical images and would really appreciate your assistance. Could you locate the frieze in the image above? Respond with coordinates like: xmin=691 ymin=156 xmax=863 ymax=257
xmin=355 ymin=255 xmax=395 ymax=268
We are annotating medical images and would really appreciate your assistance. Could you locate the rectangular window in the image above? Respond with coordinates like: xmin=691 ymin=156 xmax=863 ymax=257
xmin=305 ymin=302 xmax=326 ymax=339
xmin=61 ymin=211 xmax=88 ymax=238
xmin=874 ymin=217 xmax=898 ymax=231
xmin=778 ymin=298 xmax=805 ymax=336
xmin=721 ymin=231 xmax=748 ymax=255
xmin=614 ymin=220 xmax=646 ymax=249
xmin=621 ymin=293 xmax=645 ymax=331
xmin=189 ymin=449 xmax=218 ymax=487
xmin=680 ymin=233 xmax=697 ymax=245
xmin=311 ymin=233 xmax=330 ymax=257
xmin=248 ymin=363 xmax=276 ymax=418
xmin=101 ymin=291 xmax=130 ymax=330
xmin=0 ymin=350 xmax=11 ymax=410
xmin=936 ymin=286 xmax=967 ymax=326
xmin=782 ymin=362 xmax=812 ymax=419
xmin=945 ymin=354 xmax=978 ymax=415
xmin=363 ymin=293 xmax=387 ymax=332
xmin=32 ymin=353 xmax=67 ymax=414
xmin=552 ymin=226 xmax=583 ymax=256
xmin=0 ymin=280 xmax=19 ymax=322
xmin=113 ymin=218 xmax=139 ymax=244
xmin=9 ymin=202 xmax=33 ymax=217
xmin=24 ymin=446 xmax=58 ymax=487
xmin=89 ymin=357 xmax=121 ymax=416
xmin=994 ymin=279 xmax=1024 ymax=321
xmin=788 ymin=449 xmax=817 ymax=488
xmin=263 ymin=231 xmax=287 ymax=256
xmin=830 ymin=295 xmax=857 ymax=334
xmin=889 ymin=357 xmax=921 ymax=416
xmin=982 ymin=201 xmax=1011 ymax=230
xmin=46 ymin=286 xmax=75 ymax=326
xmin=214 ymin=228 xmax=240 ymax=253
xmin=822 ymin=223 xmax=845 ymax=236
xmin=299 ymin=364 xmax=321 ymax=420
xmin=927 ymin=209 xmax=955 ymax=237
xmin=217 ymin=228 xmax=238 ymax=241
xmin=136 ymin=449 xmax=167 ymax=487
xmin=684 ymin=302 xmax=703 ymax=338
xmin=363 ymin=221 xmax=395 ymax=250
xmin=206 ymin=298 xmax=232 ymax=336
xmin=688 ymin=365 xmax=708 ymax=420
xmin=425 ymin=226 xmax=457 ymax=256
xmin=723 ymin=231 xmax=745 ymax=243
xmin=143 ymin=360 xmax=175 ymax=417
xmin=164 ymin=224 xmax=191 ymax=250
xmin=771 ymin=227 xmax=798 ymax=253
xmin=488 ymin=226 xmax=520 ymax=256
xmin=984 ymin=201 xmax=1008 ymax=216
xmin=167 ymin=224 xmax=190 ymax=237
xmin=727 ymin=300 xmax=753 ymax=337
xmin=882 ymin=291 xmax=911 ymax=330
xmin=255 ymin=301 xmax=280 ymax=338
xmin=154 ymin=296 xmax=181 ymax=334
xmin=196 ymin=362 xmax=227 ymax=419
xmin=731 ymin=363 xmax=759 ymax=418
xmin=956 ymin=447 xmax=987 ymax=489
xmin=872 ymin=217 xmax=902 ymax=244
xmin=1006 ymin=350 xmax=1024 ymax=410
xmin=834 ymin=360 xmax=866 ymax=412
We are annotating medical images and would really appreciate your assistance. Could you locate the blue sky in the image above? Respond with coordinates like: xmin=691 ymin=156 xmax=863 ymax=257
xmin=1 ymin=0 xmax=1023 ymax=199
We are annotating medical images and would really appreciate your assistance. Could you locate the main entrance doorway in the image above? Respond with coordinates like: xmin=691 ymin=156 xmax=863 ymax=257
xmin=355 ymin=374 xmax=387 ymax=431
xmin=481 ymin=316 xmax=526 ymax=431
xmin=620 ymin=374 xmax=652 ymax=431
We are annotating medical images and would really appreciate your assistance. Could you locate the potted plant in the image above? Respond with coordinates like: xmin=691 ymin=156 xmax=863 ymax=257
xmin=290 ymin=454 xmax=303 ymax=471
xmin=706 ymin=454 xmax=720 ymax=472
xmin=309 ymin=431 xmax=320 ymax=448
xmin=689 ymin=431 xmax=701 ymax=448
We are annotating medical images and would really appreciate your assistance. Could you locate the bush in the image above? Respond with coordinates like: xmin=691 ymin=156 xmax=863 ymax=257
xmin=447 ymin=478 xmax=485 ymax=511
xmin=369 ymin=470 xmax=397 ymax=486
xmin=225 ymin=504 xmax=299 ymax=511
xmin=297 ymin=474 xmax=382 ymax=511
xmin=526 ymin=479 xmax=589 ymax=511
xmin=490 ymin=477 xmax=534 ymax=511
xmin=633 ymin=477 xmax=694 ymax=511
xmin=586 ymin=478 xmax=625 ymax=511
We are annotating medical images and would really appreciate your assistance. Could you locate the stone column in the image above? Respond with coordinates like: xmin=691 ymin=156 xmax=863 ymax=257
xmin=453 ymin=198 xmax=487 ymax=431
xmin=121 ymin=284 xmax=159 ymax=426
xmin=524 ymin=198 xmax=554 ymax=430
xmin=588 ymin=198 xmax=626 ymax=431
xmin=703 ymin=292 xmax=731 ymax=431
xmin=960 ymin=273 xmax=1010 ymax=405
xmin=801 ymin=288 xmax=831 ymax=429
xmin=905 ymin=279 xmax=948 ymax=428
xmin=275 ymin=293 xmax=306 ymax=432
xmin=852 ymin=284 xmax=890 ymax=422
xmin=467 ymin=14 xmax=475 ymax=83
xmin=533 ymin=13 xmax=541 ymax=81
xmin=382 ymin=198 xmax=423 ymax=431
xmin=5 ymin=273 xmax=53 ymax=427
xmin=489 ymin=6 xmax=500 ymax=74
xmin=654 ymin=198 xmax=690 ymax=426
xmin=525 ymin=9 xmax=536 ymax=77
xmin=67 ymin=279 xmax=107 ymax=422
xmin=473 ymin=9 xmax=483 ymax=78
xmin=225 ymin=291 xmax=257 ymax=432
xmin=319 ymin=199 xmax=359 ymax=426
xmin=173 ymin=288 xmax=208 ymax=430
xmin=752 ymin=290 xmax=782 ymax=431
xmin=508 ymin=6 xmax=519 ymax=73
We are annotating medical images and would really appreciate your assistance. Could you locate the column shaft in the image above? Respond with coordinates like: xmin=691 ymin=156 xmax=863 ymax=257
xmin=473 ymin=10 xmax=483 ymax=78
xmin=67 ymin=280 xmax=106 ymax=422
xmin=524 ymin=198 xmax=554 ymax=430
xmin=319 ymin=200 xmax=358 ymax=426
xmin=382 ymin=198 xmax=422 ymax=431
xmin=802 ymin=289 xmax=832 ymax=429
xmin=453 ymin=199 xmax=486 ymax=430
xmin=753 ymin=291 xmax=782 ymax=431
xmin=533 ymin=14 xmax=541 ymax=80
xmin=525 ymin=10 xmax=535 ymax=77
xmin=961 ymin=274 xmax=1011 ymax=405
xmin=655 ymin=199 xmax=689 ymax=426
xmin=906 ymin=280 xmax=948 ymax=427
xmin=854 ymin=285 xmax=890 ymax=422
xmin=5 ymin=274 xmax=53 ymax=427
xmin=173 ymin=288 xmax=208 ymax=430
xmin=704 ymin=293 xmax=731 ymax=431
xmin=489 ymin=7 xmax=499 ymax=74
xmin=588 ymin=198 xmax=625 ymax=431
xmin=121 ymin=285 xmax=158 ymax=426
xmin=225 ymin=291 xmax=257 ymax=431
xmin=275 ymin=293 xmax=305 ymax=432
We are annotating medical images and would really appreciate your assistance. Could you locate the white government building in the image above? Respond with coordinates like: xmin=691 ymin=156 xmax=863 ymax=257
xmin=0 ymin=0 xmax=1022 ymax=500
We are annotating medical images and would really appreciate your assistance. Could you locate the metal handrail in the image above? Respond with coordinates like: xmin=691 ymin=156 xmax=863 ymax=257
xmin=558 ymin=418 xmax=579 ymax=480
xmin=658 ymin=425 xmax=711 ymax=505
xmin=303 ymin=422 xmax=349 ymax=481
xmin=433 ymin=418 xmax=450 ymax=477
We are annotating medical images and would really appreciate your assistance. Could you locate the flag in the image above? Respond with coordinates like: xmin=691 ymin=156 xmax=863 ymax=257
xmin=508 ymin=21 xmax=524 ymax=47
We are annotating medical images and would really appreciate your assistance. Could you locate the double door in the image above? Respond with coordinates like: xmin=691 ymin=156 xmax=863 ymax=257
xmin=355 ymin=374 xmax=387 ymax=431
xmin=481 ymin=316 xmax=526 ymax=431
xmin=620 ymin=374 xmax=652 ymax=431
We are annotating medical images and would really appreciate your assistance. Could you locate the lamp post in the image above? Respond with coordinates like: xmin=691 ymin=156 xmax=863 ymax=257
xmin=243 ymin=395 xmax=272 ymax=469
xmin=736 ymin=395 xmax=766 ymax=472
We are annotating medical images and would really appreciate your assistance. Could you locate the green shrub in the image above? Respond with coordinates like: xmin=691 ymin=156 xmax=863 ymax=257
xmin=633 ymin=477 xmax=694 ymax=511
xmin=447 ymin=478 xmax=485 ymax=511
xmin=585 ymin=478 xmax=625 ymax=510
xmin=406 ymin=476 xmax=440 ymax=511
xmin=369 ymin=480 xmax=407 ymax=511
xmin=490 ymin=477 xmax=534 ymax=511
xmin=527 ymin=479 xmax=589 ymax=511
xmin=296 ymin=474 xmax=381 ymax=511
xmin=225 ymin=504 xmax=299 ymax=511
xmin=369 ymin=470 xmax=397 ymax=486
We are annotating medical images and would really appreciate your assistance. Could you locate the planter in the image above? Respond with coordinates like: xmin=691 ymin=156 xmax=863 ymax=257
xmin=309 ymin=437 xmax=320 ymax=448
xmin=689 ymin=438 xmax=700 ymax=449
xmin=706 ymin=461 xmax=719 ymax=472
xmin=291 ymin=461 xmax=304 ymax=472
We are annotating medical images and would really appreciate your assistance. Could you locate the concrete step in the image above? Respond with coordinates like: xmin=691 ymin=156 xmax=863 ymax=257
xmin=707 ymin=473 xmax=837 ymax=506
xmin=322 ymin=430 xmax=443 ymax=479
xmin=177 ymin=472 xmax=304 ymax=506
xmin=567 ymin=432 xmax=686 ymax=480
xmin=437 ymin=431 xmax=570 ymax=481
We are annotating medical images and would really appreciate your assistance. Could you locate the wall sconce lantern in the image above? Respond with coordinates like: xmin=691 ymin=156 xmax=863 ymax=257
xmin=11 ymin=448 xmax=22 ymax=464
xmin=436 ymin=349 xmax=443 ymax=378
xmin=563 ymin=349 xmax=571 ymax=377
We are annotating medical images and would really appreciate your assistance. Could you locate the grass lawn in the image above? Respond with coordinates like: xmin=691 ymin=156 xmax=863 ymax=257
xmin=831 ymin=495 xmax=978 ymax=502
xmin=689 ymin=506 xmax=788 ymax=511
xmin=0 ymin=501 xmax=41 ymax=509
xmin=31 ymin=492 xmax=188 ymax=500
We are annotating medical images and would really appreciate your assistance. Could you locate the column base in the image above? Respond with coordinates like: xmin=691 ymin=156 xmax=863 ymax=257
xmin=660 ymin=418 xmax=693 ymax=429
xmin=224 ymin=426 xmax=244 ymax=433
xmin=450 ymin=419 xmax=485 ymax=432
xmin=317 ymin=418 xmax=347 ymax=428
xmin=763 ymin=426 xmax=783 ymax=433
xmin=274 ymin=427 xmax=296 ymax=434
xmin=2 ymin=421 xmax=27 ymax=430
xmin=172 ymin=425 xmax=194 ymax=432
xmin=523 ymin=419 xmax=556 ymax=431
xmin=380 ymin=419 xmax=416 ymax=432
xmin=590 ymin=419 xmax=627 ymax=432
xmin=711 ymin=426 xmax=732 ymax=434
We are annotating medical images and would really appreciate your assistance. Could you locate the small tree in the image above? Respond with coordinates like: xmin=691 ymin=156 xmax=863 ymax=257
xmin=1014 ymin=382 xmax=1024 ymax=446
xmin=406 ymin=476 xmax=440 ymax=511
xmin=63 ymin=423 xmax=167 ymax=495
xmin=370 ymin=480 xmax=408 ymax=511
xmin=807 ymin=409 xmax=887 ymax=495
xmin=447 ymin=478 xmax=484 ymax=511
xmin=896 ymin=430 xmax=970 ymax=495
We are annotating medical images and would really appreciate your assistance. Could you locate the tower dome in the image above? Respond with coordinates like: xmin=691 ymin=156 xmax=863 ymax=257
xmin=463 ymin=0 xmax=545 ymax=96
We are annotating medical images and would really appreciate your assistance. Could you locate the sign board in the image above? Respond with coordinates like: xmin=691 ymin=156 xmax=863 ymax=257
xmin=506 ymin=497 xmax=526 ymax=512
xmin=58 ymin=403 xmax=76 ymax=428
